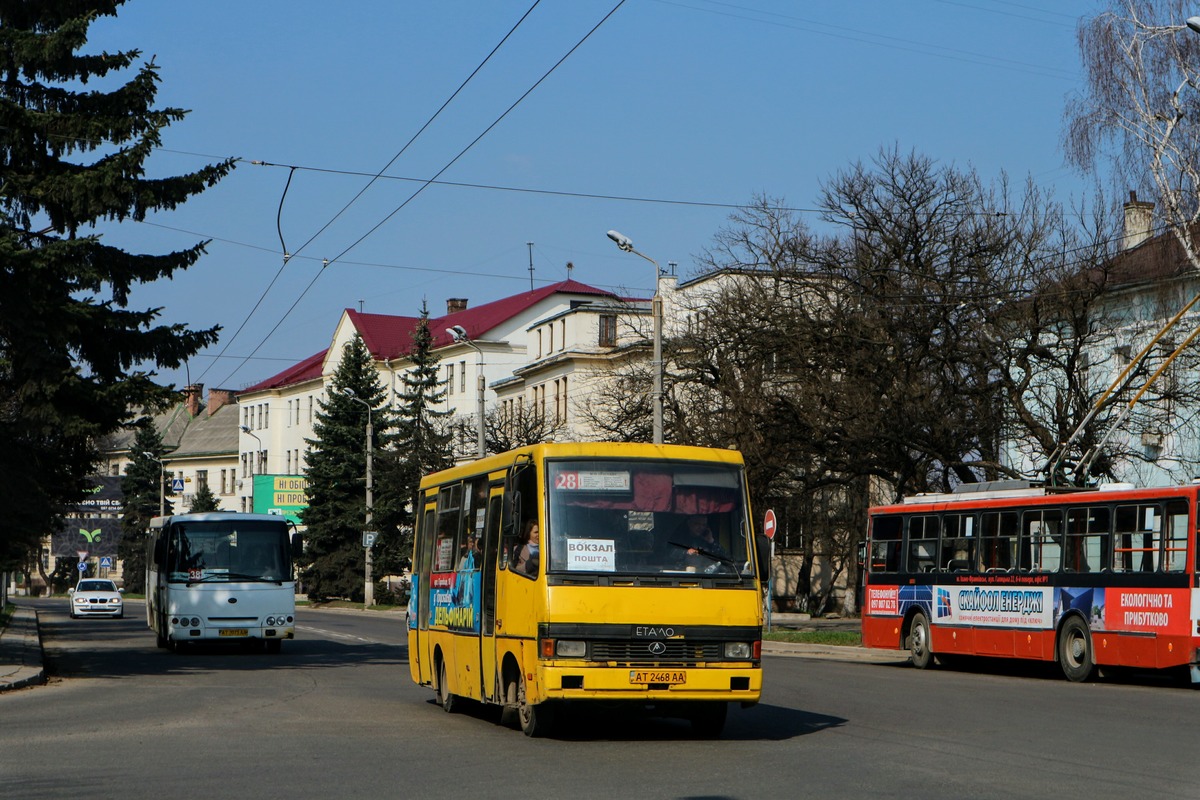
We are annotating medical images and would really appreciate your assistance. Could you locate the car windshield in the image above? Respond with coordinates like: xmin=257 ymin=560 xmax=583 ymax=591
xmin=77 ymin=580 xmax=116 ymax=592
xmin=544 ymin=459 xmax=754 ymax=582
xmin=166 ymin=520 xmax=290 ymax=583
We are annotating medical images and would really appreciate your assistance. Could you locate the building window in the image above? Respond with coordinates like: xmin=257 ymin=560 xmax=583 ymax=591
xmin=548 ymin=324 xmax=553 ymax=353
xmin=460 ymin=360 xmax=466 ymax=393
xmin=599 ymin=314 xmax=617 ymax=347
xmin=197 ymin=470 xmax=208 ymax=491
xmin=447 ymin=363 xmax=455 ymax=396
xmin=560 ymin=319 xmax=566 ymax=351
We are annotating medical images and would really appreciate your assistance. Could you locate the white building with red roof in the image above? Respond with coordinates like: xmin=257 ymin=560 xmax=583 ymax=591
xmin=231 ymin=279 xmax=650 ymax=513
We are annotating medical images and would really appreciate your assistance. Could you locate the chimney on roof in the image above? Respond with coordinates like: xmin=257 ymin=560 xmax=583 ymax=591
xmin=183 ymin=384 xmax=204 ymax=418
xmin=1123 ymin=190 xmax=1155 ymax=251
xmin=208 ymin=388 xmax=234 ymax=416
xmin=447 ymin=298 xmax=468 ymax=314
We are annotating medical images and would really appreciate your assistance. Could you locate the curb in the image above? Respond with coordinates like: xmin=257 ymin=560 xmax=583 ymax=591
xmin=0 ymin=606 xmax=45 ymax=692
xmin=762 ymin=639 xmax=910 ymax=664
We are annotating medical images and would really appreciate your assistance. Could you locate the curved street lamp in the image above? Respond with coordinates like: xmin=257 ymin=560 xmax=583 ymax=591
xmin=447 ymin=325 xmax=486 ymax=459
xmin=606 ymin=229 xmax=663 ymax=444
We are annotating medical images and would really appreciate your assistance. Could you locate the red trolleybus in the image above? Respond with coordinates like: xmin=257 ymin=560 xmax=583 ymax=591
xmin=861 ymin=481 xmax=1200 ymax=682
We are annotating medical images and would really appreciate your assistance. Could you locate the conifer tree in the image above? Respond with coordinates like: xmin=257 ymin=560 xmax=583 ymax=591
xmin=0 ymin=2 xmax=235 ymax=565
xmin=374 ymin=304 xmax=454 ymax=577
xmin=301 ymin=335 xmax=393 ymax=601
xmin=119 ymin=425 xmax=172 ymax=592
xmin=189 ymin=482 xmax=220 ymax=513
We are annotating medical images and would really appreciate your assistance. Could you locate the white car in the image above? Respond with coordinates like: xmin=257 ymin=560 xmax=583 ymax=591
xmin=69 ymin=578 xmax=124 ymax=619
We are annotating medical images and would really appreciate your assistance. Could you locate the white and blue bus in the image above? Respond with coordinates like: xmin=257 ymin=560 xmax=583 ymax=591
xmin=146 ymin=512 xmax=300 ymax=653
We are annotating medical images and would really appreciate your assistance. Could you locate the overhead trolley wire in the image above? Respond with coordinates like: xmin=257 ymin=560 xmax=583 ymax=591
xmin=210 ymin=0 xmax=629 ymax=388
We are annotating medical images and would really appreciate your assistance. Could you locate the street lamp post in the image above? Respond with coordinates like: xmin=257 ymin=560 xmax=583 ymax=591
xmin=142 ymin=451 xmax=166 ymax=517
xmin=343 ymin=389 xmax=375 ymax=607
xmin=607 ymin=229 xmax=664 ymax=444
xmin=447 ymin=325 xmax=486 ymax=459
xmin=239 ymin=425 xmax=262 ymax=512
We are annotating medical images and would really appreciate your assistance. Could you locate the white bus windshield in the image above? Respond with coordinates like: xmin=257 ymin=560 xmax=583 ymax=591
xmin=167 ymin=520 xmax=290 ymax=583
xmin=545 ymin=459 xmax=752 ymax=580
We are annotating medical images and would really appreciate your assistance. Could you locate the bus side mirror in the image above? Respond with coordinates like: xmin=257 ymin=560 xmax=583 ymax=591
xmin=291 ymin=533 xmax=303 ymax=559
xmin=754 ymin=534 xmax=771 ymax=580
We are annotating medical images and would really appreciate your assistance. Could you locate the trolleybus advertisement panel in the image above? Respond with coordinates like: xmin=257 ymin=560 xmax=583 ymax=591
xmin=872 ymin=583 xmax=1191 ymax=636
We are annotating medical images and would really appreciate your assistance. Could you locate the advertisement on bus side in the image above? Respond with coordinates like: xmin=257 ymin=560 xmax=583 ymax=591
xmin=427 ymin=566 xmax=481 ymax=633
xmin=870 ymin=583 xmax=1193 ymax=636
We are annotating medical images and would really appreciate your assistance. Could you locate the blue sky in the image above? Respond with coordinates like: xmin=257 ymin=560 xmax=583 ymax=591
xmin=84 ymin=0 xmax=1100 ymax=391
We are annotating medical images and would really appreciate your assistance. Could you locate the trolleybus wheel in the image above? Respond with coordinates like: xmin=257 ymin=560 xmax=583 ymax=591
xmin=908 ymin=611 xmax=933 ymax=670
xmin=1058 ymin=616 xmax=1095 ymax=682
xmin=437 ymin=657 xmax=457 ymax=713
xmin=517 ymin=672 xmax=554 ymax=737
xmin=264 ymin=638 xmax=282 ymax=654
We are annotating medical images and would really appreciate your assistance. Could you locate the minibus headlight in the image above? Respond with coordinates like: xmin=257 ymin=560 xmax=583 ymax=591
xmin=724 ymin=642 xmax=752 ymax=659
xmin=556 ymin=640 xmax=587 ymax=658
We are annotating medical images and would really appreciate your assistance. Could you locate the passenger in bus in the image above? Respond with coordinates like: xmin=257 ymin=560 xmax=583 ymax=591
xmin=457 ymin=534 xmax=481 ymax=572
xmin=514 ymin=520 xmax=540 ymax=576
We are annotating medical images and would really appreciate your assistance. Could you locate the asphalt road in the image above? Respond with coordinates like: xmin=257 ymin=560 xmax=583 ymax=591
xmin=3 ymin=598 xmax=1199 ymax=800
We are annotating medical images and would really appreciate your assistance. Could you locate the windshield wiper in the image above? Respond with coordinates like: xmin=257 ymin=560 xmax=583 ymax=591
xmin=668 ymin=540 xmax=735 ymax=566
xmin=186 ymin=572 xmax=282 ymax=586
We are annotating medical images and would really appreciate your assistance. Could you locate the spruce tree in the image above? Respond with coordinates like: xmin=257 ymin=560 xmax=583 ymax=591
xmin=189 ymin=482 xmax=219 ymax=513
xmin=301 ymin=335 xmax=393 ymax=601
xmin=119 ymin=425 xmax=172 ymax=592
xmin=374 ymin=304 xmax=454 ymax=577
xmin=0 ymin=2 xmax=235 ymax=566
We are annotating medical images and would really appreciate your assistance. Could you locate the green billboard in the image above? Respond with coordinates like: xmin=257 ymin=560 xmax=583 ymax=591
xmin=251 ymin=474 xmax=309 ymax=524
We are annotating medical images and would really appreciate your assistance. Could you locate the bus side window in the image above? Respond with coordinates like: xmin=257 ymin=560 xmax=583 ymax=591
xmin=944 ymin=513 xmax=975 ymax=572
xmin=905 ymin=515 xmax=939 ymax=573
xmin=1113 ymin=504 xmax=1159 ymax=573
xmin=1021 ymin=510 xmax=1061 ymax=573
xmin=868 ymin=515 xmax=901 ymax=573
xmin=1164 ymin=500 xmax=1188 ymax=573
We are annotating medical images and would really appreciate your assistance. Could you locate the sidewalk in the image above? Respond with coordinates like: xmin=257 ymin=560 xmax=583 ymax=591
xmin=0 ymin=605 xmax=45 ymax=692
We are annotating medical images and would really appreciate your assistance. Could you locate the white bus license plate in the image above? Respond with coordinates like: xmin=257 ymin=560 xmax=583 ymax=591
xmin=629 ymin=670 xmax=685 ymax=685
xmin=219 ymin=628 xmax=248 ymax=637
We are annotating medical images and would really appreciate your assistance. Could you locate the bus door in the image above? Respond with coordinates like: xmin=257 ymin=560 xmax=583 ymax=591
xmin=480 ymin=485 xmax=503 ymax=702
xmin=414 ymin=499 xmax=437 ymax=687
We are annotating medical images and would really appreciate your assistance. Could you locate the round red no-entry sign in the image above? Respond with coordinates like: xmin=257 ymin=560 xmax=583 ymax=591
xmin=763 ymin=509 xmax=777 ymax=540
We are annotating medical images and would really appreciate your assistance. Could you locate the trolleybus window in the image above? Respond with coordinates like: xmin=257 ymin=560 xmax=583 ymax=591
xmin=906 ymin=515 xmax=939 ymax=573
xmin=1064 ymin=506 xmax=1108 ymax=572
xmin=979 ymin=511 xmax=1018 ymax=572
xmin=869 ymin=515 xmax=902 ymax=573
xmin=944 ymin=513 xmax=976 ymax=572
xmin=1113 ymin=504 xmax=1159 ymax=573
xmin=1165 ymin=500 xmax=1188 ymax=572
xmin=1021 ymin=509 xmax=1062 ymax=573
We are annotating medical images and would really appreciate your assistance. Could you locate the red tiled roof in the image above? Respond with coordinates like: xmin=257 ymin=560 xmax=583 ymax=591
xmin=238 ymin=279 xmax=618 ymax=393
xmin=238 ymin=349 xmax=327 ymax=394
